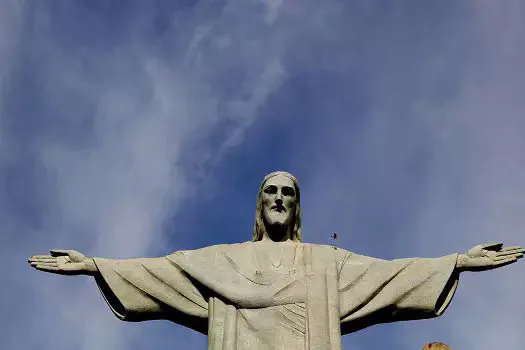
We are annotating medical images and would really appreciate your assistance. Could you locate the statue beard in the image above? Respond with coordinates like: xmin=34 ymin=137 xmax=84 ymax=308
xmin=263 ymin=215 xmax=294 ymax=242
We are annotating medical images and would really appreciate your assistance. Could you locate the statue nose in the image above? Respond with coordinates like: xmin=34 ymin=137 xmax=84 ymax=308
xmin=275 ymin=198 xmax=283 ymax=206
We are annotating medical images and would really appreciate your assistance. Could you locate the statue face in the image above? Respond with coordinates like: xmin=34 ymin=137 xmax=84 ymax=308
xmin=261 ymin=174 xmax=297 ymax=230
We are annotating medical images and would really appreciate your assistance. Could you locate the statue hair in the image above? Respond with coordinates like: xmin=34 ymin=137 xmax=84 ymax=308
xmin=252 ymin=171 xmax=302 ymax=242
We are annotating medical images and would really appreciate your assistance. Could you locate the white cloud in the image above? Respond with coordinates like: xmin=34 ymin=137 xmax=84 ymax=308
xmin=3 ymin=1 xmax=524 ymax=349
xmin=1 ymin=1 xmax=289 ymax=349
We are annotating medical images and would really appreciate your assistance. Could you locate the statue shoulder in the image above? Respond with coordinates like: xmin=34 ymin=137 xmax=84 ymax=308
xmin=167 ymin=241 xmax=252 ymax=259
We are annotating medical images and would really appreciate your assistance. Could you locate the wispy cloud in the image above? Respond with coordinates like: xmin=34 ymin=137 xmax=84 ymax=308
xmin=296 ymin=2 xmax=525 ymax=349
xmin=2 ymin=1 xmax=524 ymax=350
xmin=1 ymin=1 xmax=289 ymax=349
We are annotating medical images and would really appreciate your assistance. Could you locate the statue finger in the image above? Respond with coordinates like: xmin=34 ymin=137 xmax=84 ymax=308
xmin=29 ymin=255 xmax=54 ymax=261
xmin=494 ymin=254 xmax=522 ymax=261
xmin=31 ymin=261 xmax=58 ymax=267
xmin=35 ymin=265 xmax=60 ymax=272
xmin=494 ymin=257 xmax=517 ymax=267
xmin=495 ymin=249 xmax=525 ymax=256
xmin=500 ymin=247 xmax=524 ymax=253
xmin=481 ymin=242 xmax=504 ymax=251
xmin=499 ymin=246 xmax=522 ymax=252
xmin=31 ymin=263 xmax=59 ymax=269
xmin=28 ymin=257 xmax=57 ymax=263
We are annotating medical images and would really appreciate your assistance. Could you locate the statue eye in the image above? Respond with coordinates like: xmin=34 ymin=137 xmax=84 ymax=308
xmin=282 ymin=187 xmax=295 ymax=197
xmin=264 ymin=185 xmax=277 ymax=194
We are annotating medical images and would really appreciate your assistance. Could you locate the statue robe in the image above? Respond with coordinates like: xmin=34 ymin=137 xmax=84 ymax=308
xmin=93 ymin=242 xmax=459 ymax=350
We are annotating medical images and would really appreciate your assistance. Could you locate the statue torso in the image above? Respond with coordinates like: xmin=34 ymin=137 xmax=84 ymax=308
xmin=168 ymin=241 xmax=348 ymax=310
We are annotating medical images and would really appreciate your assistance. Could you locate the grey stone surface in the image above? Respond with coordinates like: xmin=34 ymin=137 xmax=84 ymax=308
xmin=29 ymin=171 xmax=523 ymax=349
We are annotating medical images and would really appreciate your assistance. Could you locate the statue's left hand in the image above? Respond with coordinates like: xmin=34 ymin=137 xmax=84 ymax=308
xmin=28 ymin=249 xmax=97 ymax=276
xmin=456 ymin=242 xmax=524 ymax=272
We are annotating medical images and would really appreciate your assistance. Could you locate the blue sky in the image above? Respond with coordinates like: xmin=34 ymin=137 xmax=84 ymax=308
xmin=1 ymin=1 xmax=524 ymax=349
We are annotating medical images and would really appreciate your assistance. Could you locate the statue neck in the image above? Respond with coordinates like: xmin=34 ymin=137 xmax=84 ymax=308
xmin=262 ymin=223 xmax=293 ymax=242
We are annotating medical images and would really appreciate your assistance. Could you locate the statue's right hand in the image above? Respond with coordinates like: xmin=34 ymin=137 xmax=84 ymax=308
xmin=28 ymin=250 xmax=94 ymax=275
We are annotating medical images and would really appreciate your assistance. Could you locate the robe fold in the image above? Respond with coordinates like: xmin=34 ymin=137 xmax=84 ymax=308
xmin=93 ymin=242 xmax=459 ymax=350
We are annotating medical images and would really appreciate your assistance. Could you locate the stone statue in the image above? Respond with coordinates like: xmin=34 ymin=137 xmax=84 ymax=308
xmin=28 ymin=171 xmax=523 ymax=350
xmin=422 ymin=342 xmax=452 ymax=349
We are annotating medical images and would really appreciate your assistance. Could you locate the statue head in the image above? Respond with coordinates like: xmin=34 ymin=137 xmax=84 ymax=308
xmin=252 ymin=171 xmax=302 ymax=242
xmin=422 ymin=342 xmax=452 ymax=350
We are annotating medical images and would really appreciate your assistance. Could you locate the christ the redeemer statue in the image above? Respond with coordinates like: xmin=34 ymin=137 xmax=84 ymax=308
xmin=29 ymin=171 xmax=523 ymax=350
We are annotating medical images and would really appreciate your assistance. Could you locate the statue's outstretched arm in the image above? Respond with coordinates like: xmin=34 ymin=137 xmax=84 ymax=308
xmin=28 ymin=250 xmax=209 ymax=330
xmin=455 ymin=242 xmax=523 ymax=272
xmin=28 ymin=250 xmax=98 ymax=276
